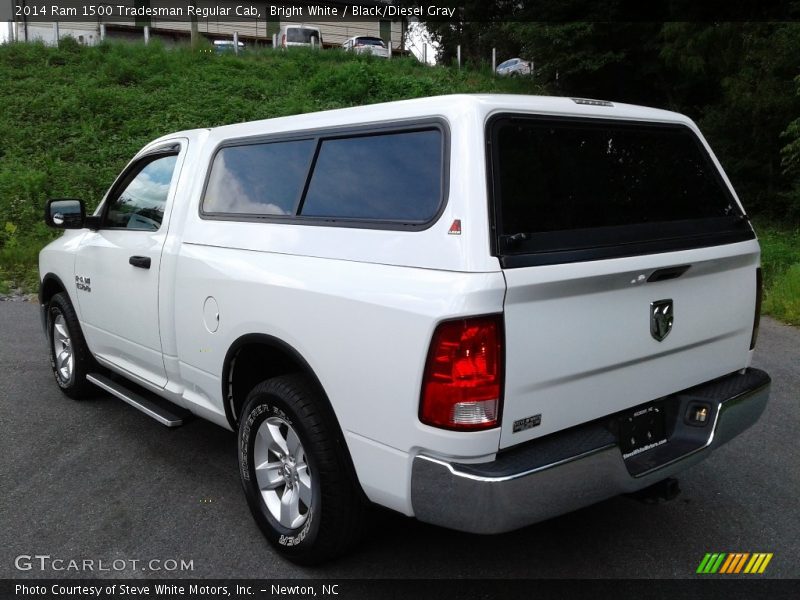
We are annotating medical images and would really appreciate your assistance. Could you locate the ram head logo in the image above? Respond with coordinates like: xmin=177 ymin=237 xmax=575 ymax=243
xmin=650 ymin=299 xmax=674 ymax=342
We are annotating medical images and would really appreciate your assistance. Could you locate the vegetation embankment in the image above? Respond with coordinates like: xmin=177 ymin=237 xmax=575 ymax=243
xmin=757 ymin=222 xmax=800 ymax=325
xmin=0 ymin=38 xmax=797 ymax=324
xmin=0 ymin=39 xmax=540 ymax=295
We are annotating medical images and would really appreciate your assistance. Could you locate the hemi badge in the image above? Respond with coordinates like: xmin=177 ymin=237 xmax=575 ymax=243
xmin=513 ymin=414 xmax=541 ymax=433
xmin=448 ymin=219 xmax=462 ymax=235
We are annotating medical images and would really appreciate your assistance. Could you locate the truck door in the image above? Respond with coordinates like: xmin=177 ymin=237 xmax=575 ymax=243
xmin=74 ymin=141 xmax=186 ymax=387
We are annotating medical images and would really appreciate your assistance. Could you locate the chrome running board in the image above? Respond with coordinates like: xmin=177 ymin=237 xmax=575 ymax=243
xmin=87 ymin=373 xmax=189 ymax=427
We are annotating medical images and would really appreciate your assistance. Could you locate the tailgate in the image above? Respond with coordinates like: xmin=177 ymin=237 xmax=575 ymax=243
xmin=500 ymin=241 xmax=759 ymax=448
xmin=485 ymin=110 xmax=760 ymax=449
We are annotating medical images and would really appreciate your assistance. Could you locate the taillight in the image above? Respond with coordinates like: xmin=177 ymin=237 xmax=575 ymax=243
xmin=750 ymin=267 xmax=762 ymax=350
xmin=281 ymin=34 xmax=286 ymax=47
xmin=420 ymin=315 xmax=504 ymax=431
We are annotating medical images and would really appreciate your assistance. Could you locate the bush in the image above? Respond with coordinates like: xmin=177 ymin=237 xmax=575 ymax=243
xmin=756 ymin=222 xmax=800 ymax=325
xmin=763 ymin=263 xmax=800 ymax=325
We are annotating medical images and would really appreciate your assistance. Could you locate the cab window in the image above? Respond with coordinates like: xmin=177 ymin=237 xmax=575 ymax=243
xmin=103 ymin=154 xmax=178 ymax=230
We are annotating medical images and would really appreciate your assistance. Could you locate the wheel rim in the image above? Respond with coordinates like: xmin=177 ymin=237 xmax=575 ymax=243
xmin=253 ymin=416 xmax=312 ymax=529
xmin=52 ymin=313 xmax=74 ymax=383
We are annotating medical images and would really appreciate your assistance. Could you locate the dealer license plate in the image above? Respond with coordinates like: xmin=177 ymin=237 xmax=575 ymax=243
xmin=619 ymin=402 xmax=667 ymax=458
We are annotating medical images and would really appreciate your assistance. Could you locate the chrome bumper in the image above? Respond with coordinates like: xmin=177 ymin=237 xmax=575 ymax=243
xmin=410 ymin=368 xmax=770 ymax=534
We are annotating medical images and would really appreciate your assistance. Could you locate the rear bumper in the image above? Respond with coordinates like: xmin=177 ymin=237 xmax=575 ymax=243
xmin=410 ymin=368 xmax=770 ymax=534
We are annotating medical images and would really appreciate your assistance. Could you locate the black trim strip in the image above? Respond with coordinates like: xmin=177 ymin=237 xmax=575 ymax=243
xmin=499 ymin=229 xmax=755 ymax=268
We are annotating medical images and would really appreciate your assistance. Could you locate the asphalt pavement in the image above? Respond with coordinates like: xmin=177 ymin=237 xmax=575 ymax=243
xmin=1 ymin=301 xmax=798 ymax=579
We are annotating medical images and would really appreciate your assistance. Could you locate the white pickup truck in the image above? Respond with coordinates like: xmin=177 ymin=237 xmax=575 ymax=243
xmin=39 ymin=94 xmax=770 ymax=564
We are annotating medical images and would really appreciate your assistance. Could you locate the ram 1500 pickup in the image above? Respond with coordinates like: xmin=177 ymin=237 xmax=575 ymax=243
xmin=39 ymin=94 xmax=771 ymax=564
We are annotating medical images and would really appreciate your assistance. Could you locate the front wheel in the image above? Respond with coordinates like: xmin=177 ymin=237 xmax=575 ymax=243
xmin=46 ymin=292 xmax=96 ymax=399
xmin=238 ymin=374 xmax=367 ymax=564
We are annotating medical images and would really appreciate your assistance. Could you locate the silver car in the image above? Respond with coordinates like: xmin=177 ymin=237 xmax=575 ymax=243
xmin=342 ymin=36 xmax=389 ymax=58
xmin=496 ymin=57 xmax=532 ymax=76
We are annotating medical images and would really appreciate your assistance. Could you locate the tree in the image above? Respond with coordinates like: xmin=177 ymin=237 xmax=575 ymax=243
xmin=660 ymin=23 xmax=800 ymax=215
xmin=781 ymin=77 xmax=800 ymax=219
xmin=422 ymin=7 xmax=800 ymax=222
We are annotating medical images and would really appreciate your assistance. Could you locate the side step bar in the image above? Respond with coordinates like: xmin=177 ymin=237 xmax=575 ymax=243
xmin=87 ymin=373 xmax=190 ymax=427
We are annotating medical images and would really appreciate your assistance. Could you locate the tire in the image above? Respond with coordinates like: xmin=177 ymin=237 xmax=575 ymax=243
xmin=238 ymin=374 xmax=367 ymax=564
xmin=47 ymin=292 xmax=96 ymax=399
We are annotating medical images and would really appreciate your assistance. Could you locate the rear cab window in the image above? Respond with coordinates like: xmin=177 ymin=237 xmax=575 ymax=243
xmin=301 ymin=130 xmax=441 ymax=220
xmin=487 ymin=115 xmax=754 ymax=267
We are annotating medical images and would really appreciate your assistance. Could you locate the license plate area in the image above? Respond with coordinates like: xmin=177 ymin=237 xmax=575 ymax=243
xmin=619 ymin=401 xmax=667 ymax=459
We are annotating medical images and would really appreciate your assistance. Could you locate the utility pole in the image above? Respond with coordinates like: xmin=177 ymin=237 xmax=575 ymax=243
xmin=190 ymin=1 xmax=199 ymax=48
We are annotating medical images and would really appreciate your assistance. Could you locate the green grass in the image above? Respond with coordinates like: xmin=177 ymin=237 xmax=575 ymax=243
xmin=1 ymin=40 xmax=799 ymax=326
xmin=0 ymin=237 xmax=41 ymax=293
xmin=757 ymin=223 xmax=800 ymax=325
xmin=764 ymin=264 xmax=800 ymax=324
xmin=0 ymin=39 xmax=543 ymax=293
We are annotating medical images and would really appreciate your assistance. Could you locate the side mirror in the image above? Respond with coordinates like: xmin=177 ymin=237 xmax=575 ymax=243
xmin=45 ymin=199 xmax=86 ymax=229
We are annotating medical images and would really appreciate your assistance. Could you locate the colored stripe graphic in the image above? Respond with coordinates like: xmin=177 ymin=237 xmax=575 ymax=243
xmin=758 ymin=554 xmax=774 ymax=573
xmin=697 ymin=553 xmax=727 ymax=573
xmin=710 ymin=553 xmax=726 ymax=573
xmin=697 ymin=553 xmax=712 ymax=574
xmin=699 ymin=552 xmax=772 ymax=574
xmin=733 ymin=553 xmax=750 ymax=573
xmin=720 ymin=553 xmax=750 ymax=574
xmin=744 ymin=553 xmax=774 ymax=574
xmin=719 ymin=554 xmax=736 ymax=573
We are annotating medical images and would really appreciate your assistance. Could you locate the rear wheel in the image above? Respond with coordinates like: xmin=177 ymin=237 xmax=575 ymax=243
xmin=46 ymin=292 xmax=96 ymax=399
xmin=238 ymin=374 xmax=367 ymax=564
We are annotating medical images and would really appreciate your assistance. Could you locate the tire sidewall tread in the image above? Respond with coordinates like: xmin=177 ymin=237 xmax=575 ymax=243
xmin=238 ymin=374 xmax=366 ymax=565
xmin=47 ymin=292 xmax=95 ymax=400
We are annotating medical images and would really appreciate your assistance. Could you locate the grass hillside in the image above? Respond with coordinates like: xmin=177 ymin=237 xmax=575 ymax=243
xmin=0 ymin=39 xmax=541 ymax=292
xmin=0 ymin=39 xmax=797 ymax=325
xmin=758 ymin=222 xmax=800 ymax=324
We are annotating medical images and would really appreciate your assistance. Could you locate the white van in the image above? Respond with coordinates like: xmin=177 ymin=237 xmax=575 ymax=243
xmin=279 ymin=25 xmax=323 ymax=48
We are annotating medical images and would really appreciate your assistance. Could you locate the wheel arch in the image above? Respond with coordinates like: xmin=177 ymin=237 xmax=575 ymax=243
xmin=222 ymin=333 xmax=365 ymax=499
xmin=39 ymin=272 xmax=70 ymax=306
xmin=222 ymin=333 xmax=333 ymax=430
xmin=38 ymin=273 xmax=71 ymax=334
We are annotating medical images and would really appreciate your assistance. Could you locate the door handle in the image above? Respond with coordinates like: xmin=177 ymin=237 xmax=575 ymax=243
xmin=129 ymin=256 xmax=151 ymax=269
xmin=647 ymin=265 xmax=690 ymax=282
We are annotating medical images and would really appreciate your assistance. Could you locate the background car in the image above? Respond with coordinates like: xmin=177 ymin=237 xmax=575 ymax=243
xmin=342 ymin=36 xmax=389 ymax=58
xmin=280 ymin=25 xmax=323 ymax=48
xmin=213 ymin=40 xmax=245 ymax=54
xmin=496 ymin=57 xmax=532 ymax=76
